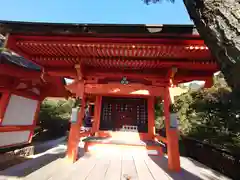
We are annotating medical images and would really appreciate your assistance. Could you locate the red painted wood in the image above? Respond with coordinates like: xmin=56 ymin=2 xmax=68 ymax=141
xmin=12 ymin=35 xmax=206 ymax=45
xmin=0 ymin=92 xmax=11 ymax=125
xmin=0 ymin=64 xmax=41 ymax=79
xmin=0 ymin=75 xmax=14 ymax=88
xmin=46 ymin=68 xmax=76 ymax=78
xmin=66 ymin=94 xmax=86 ymax=163
xmin=28 ymin=100 xmax=41 ymax=143
xmin=163 ymin=87 xmax=180 ymax=172
xmin=13 ymin=91 xmax=40 ymax=101
xmin=148 ymin=97 xmax=155 ymax=138
xmin=0 ymin=125 xmax=35 ymax=132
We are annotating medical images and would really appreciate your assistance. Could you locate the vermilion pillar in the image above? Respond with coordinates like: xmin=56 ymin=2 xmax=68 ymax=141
xmin=66 ymin=94 xmax=86 ymax=163
xmin=0 ymin=92 xmax=11 ymax=124
xmin=28 ymin=100 xmax=42 ymax=143
xmin=92 ymin=96 xmax=99 ymax=133
xmin=95 ymin=96 xmax=102 ymax=133
xmin=148 ymin=96 xmax=155 ymax=139
xmin=164 ymin=87 xmax=180 ymax=172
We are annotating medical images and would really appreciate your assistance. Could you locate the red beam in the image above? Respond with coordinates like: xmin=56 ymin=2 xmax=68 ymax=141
xmin=46 ymin=68 xmax=76 ymax=78
xmin=0 ymin=125 xmax=35 ymax=132
xmin=0 ymin=64 xmax=41 ymax=79
xmin=0 ymin=75 xmax=14 ymax=88
xmin=28 ymin=100 xmax=41 ymax=143
xmin=30 ymin=57 xmax=218 ymax=71
xmin=0 ymin=92 xmax=11 ymax=125
xmin=0 ymin=88 xmax=40 ymax=100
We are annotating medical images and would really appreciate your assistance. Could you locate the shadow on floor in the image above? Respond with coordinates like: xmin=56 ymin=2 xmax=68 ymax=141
xmin=33 ymin=137 xmax=66 ymax=154
xmin=149 ymin=155 xmax=202 ymax=180
xmin=0 ymin=145 xmax=84 ymax=178
xmin=185 ymin=157 xmax=231 ymax=180
xmin=0 ymin=156 xmax=32 ymax=171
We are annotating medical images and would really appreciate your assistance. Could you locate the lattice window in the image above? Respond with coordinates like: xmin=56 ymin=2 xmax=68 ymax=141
xmin=100 ymin=97 xmax=148 ymax=132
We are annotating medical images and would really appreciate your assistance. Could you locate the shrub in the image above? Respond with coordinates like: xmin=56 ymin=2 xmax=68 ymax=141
xmin=174 ymin=86 xmax=240 ymax=153
xmin=37 ymin=98 xmax=74 ymax=138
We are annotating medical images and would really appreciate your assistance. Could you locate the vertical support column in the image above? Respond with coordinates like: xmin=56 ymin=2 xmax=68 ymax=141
xmin=95 ymin=96 xmax=102 ymax=134
xmin=92 ymin=96 xmax=99 ymax=133
xmin=148 ymin=96 xmax=155 ymax=139
xmin=66 ymin=93 xmax=86 ymax=163
xmin=0 ymin=92 xmax=11 ymax=125
xmin=164 ymin=87 xmax=180 ymax=172
xmin=28 ymin=100 xmax=42 ymax=143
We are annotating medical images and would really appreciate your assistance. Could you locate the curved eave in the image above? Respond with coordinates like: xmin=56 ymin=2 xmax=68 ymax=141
xmin=0 ymin=50 xmax=41 ymax=71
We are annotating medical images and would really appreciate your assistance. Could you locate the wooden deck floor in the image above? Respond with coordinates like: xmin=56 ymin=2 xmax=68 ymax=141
xmin=0 ymin=145 xmax=231 ymax=180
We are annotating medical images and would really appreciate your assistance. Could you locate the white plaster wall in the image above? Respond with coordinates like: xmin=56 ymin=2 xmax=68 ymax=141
xmin=2 ymin=95 xmax=38 ymax=126
xmin=0 ymin=131 xmax=30 ymax=147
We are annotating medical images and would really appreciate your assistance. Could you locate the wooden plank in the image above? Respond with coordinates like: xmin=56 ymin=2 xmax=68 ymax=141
xmin=144 ymin=156 xmax=170 ymax=180
xmin=104 ymin=152 xmax=122 ymax=180
xmin=24 ymin=158 xmax=67 ymax=180
xmin=121 ymin=150 xmax=138 ymax=180
xmin=85 ymin=158 xmax=110 ymax=180
xmin=62 ymin=155 xmax=97 ymax=180
xmin=133 ymin=154 xmax=154 ymax=180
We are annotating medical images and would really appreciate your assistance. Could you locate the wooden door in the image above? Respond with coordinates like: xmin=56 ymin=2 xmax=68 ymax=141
xmin=100 ymin=97 xmax=148 ymax=133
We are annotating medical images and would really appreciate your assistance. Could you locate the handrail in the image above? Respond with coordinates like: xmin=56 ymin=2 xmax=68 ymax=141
xmin=155 ymin=134 xmax=168 ymax=144
xmin=79 ymin=130 xmax=91 ymax=138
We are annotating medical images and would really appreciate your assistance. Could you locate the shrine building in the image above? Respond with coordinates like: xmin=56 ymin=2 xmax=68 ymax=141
xmin=0 ymin=21 xmax=218 ymax=172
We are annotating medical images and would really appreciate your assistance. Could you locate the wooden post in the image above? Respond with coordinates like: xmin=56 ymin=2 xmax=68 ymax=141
xmin=95 ymin=96 xmax=102 ymax=134
xmin=66 ymin=93 xmax=86 ymax=163
xmin=28 ymin=100 xmax=42 ymax=143
xmin=148 ymin=96 xmax=155 ymax=139
xmin=163 ymin=87 xmax=180 ymax=172
xmin=92 ymin=96 xmax=99 ymax=133
xmin=0 ymin=92 xmax=11 ymax=125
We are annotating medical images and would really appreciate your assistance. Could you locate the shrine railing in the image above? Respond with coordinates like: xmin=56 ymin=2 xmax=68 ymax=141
xmin=182 ymin=137 xmax=240 ymax=180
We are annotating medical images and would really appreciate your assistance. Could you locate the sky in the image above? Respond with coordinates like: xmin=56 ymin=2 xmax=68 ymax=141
xmin=0 ymin=0 xmax=192 ymax=24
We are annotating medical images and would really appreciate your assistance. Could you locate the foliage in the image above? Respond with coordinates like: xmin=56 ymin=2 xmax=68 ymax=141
xmin=154 ymin=97 xmax=165 ymax=129
xmin=173 ymin=77 xmax=240 ymax=153
xmin=154 ymin=73 xmax=240 ymax=153
xmin=37 ymin=98 xmax=75 ymax=138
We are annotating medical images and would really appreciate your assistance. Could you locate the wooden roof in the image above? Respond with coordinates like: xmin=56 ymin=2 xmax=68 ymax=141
xmin=0 ymin=21 xmax=219 ymax=83
xmin=0 ymin=50 xmax=41 ymax=71
xmin=0 ymin=21 xmax=199 ymax=36
xmin=0 ymin=50 xmax=67 ymax=98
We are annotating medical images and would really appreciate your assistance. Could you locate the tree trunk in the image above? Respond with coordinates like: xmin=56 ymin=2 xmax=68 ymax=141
xmin=183 ymin=0 xmax=240 ymax=91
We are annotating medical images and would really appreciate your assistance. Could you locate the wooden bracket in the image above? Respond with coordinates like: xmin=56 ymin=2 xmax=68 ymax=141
xmin=75 ymin=63 xmax=83 ymax=80
xmin=167 ymin=67 xmax=178 ymax=87
xmin=204 ymin=77 xmax=213 ymax=88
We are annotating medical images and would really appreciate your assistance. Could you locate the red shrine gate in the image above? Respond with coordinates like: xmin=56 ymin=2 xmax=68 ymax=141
xmin=0 ymin=21 xmax=219 ymax=172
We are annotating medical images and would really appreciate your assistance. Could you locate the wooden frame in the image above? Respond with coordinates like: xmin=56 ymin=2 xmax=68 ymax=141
xmin=163 ymin=87 xmax=180 ymax=171
xmin=0 ymin=91 xmax=41 ymax=148
xmin=66 ymin=81 xmax=164 ymax=97
xmin=0 ymin=92 xmax=11 ymax=125
xmin=66 ymin=92 xmax=87 ymax=163
xmin=28 ymin=100 xmax=42 ymax=143
xmin=148 ymin=96 xmax=155 ymax=139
